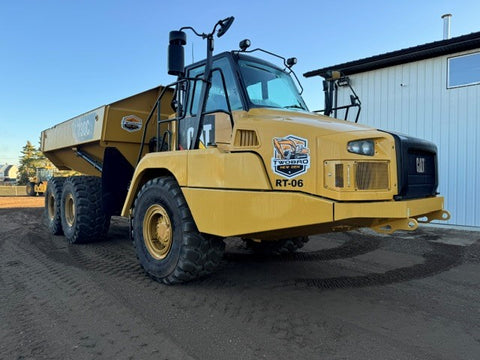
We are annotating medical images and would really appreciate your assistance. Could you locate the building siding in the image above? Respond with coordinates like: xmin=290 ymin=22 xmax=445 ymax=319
xmin=337 ymin=50 xmax=480 ymax=227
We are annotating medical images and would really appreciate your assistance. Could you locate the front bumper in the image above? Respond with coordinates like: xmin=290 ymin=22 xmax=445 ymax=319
xmin=182 ymin=188 xmax=450 ymax=238
xmin=335 ymin=196 xmax=450 ymax=234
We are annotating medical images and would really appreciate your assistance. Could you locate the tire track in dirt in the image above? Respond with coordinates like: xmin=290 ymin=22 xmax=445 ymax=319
xmin=221 ymin=231 xmax=464 ymax=291
xmin=0 ymin=255 xmax=59 ymax=359
xmin=292 ymin=241 xmax=464 ymax=289
xmin=55 ymin=224 xmax=466 ymax=356
xmin=34 ymin=221 xmax=328 ymax=357
xmin=2 ymin=207 xmax=474 ymax=360
xmin=0 ymin=212 xmax=194 ymax=359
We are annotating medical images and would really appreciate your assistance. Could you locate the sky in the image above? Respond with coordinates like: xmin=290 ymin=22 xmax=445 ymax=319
xmin=1 ymin=0 xmax=479 ymax=165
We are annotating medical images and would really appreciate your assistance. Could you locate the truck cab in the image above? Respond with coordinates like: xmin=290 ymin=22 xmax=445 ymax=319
xmin=175 ymin=52 xmax=309 ymax=150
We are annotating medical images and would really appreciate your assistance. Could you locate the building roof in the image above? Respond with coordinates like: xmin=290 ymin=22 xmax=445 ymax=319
xmin=304 ymin=31 xmax=480 ymax=78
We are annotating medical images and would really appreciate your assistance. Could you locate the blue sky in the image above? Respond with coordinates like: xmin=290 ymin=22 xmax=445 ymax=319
xmin=1 ymin=0 xmax=478 ymax=165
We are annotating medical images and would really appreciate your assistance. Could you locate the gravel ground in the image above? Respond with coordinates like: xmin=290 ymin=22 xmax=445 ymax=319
xmin=1 ymin=197 xmax=479 ymax=359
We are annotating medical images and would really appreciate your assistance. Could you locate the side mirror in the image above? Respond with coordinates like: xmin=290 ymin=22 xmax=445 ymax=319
xmin=168 ymin=31 xmax=187 ymax=76
xmin=217 ymin=17 xmax=234 ymax=38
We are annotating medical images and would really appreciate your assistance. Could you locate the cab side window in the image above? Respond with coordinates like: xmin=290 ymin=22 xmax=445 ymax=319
xmin=187 ymin=66 xmax=205 ymax=116
xmin=187 ymin=57 xmax=242 ymax=116
xmin=210 ymin=57 xmax=242 ymax=112
xmin=205 ymin=70 xmax=229 ymax=112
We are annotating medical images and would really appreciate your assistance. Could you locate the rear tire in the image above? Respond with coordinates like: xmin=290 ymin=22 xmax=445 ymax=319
xmin=45 ymin=177 xmax=65 ymax=235
xmin=26 ymin=182 xmax=35 ymax=196
xmin=245 ymin=236 xmax=309 ymax=255
xmin=132 ymin=177 xmax=224 ymax=284
xmin=60 ymin=176 xmax=110 ymax=244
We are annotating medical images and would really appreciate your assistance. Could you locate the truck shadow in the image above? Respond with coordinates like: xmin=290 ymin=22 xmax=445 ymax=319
xmin=292 ymin=241 xmax=463 ymax=290
xmin=224 ymin=232 xmax=382 ymax=263
xmin=205 ymin=231 xmax=465 ymax=290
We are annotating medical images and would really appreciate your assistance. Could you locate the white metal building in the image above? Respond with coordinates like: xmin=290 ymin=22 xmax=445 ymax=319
xmin=305 ymin=31 xmax=480 ymax=228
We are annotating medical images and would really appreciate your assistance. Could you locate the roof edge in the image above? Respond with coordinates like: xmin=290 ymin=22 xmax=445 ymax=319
xmin=304 ymin=31 xmax=480 ymax=78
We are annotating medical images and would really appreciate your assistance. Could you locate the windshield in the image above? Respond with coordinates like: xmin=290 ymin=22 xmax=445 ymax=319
xmin=37 ymin=168 xmax=53 ymax=182
xmin=238 ymin=60 xmax=308 ymax=112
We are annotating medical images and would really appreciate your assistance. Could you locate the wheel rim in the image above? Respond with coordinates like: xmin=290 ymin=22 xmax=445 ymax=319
xmin=65 ymin=193 xmax=75 ymax=227
xmin=47 ymin=192 xmax=55 ymax=221
xmin=143 ymin=204 xmax=172 ymax=260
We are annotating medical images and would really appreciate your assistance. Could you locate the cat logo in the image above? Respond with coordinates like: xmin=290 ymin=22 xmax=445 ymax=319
xmin=271 ymin=135 xmax=310 ymax=178
xmin=121 ymin=115 xmax=143 ymax=133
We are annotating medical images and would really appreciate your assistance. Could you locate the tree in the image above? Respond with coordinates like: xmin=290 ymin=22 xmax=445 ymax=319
xmin=18 ymin=140 xmax=47 ymax=185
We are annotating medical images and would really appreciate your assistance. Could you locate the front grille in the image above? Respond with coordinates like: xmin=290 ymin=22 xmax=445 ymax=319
xmin=335 ymin=163 xmax=344 ymax=187
xmin=355 ymin=162 xmax=389 ymax=190
xmin=389 ymin=133 xmax=438 ymax=200
xmin=324 ymin=160 xmax=390 ymax=191
xmin=405 ymin=149 xmax=436 ymax=194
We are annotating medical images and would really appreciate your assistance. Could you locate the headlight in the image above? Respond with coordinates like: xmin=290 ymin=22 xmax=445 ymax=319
xmin=347 ymin=140 xmax=375 ymax=156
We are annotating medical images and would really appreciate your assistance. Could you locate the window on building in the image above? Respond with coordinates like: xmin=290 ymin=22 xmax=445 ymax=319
xmin=448 ymin=51 xmax=480 ymax=88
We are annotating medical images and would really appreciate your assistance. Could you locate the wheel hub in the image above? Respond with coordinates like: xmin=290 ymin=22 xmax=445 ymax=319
xmin=47 ymin=193 xmax=55 ymax=220
xmin=143 ymin=204 xmax=172 ymax=260
xmin=65 ymin=193 xmax=75 ymax=227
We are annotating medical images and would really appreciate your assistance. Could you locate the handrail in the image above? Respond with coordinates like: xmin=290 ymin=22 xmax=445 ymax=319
xmin=136 ymin=83 xmax=177 ymax=166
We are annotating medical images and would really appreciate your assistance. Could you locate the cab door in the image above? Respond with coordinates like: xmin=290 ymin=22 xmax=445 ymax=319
xmin=179 ymin=56 xmax=243 ymax=150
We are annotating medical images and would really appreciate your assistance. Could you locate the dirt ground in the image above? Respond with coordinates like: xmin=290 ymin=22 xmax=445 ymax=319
xmin=1 ymin=197 xmax=479 ymax=359
xmin=0 ymin=196 xmax=44 ymax=209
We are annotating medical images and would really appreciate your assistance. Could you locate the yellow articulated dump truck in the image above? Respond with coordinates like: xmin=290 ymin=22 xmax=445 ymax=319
xmin=26 ymin=167 xmax=54 ymax=196
xmin=41 ymin=17 xmax=450 ymax=284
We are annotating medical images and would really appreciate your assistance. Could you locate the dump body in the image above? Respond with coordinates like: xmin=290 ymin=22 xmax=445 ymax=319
xmin=41 ymin=86 xmax=173 ymax=175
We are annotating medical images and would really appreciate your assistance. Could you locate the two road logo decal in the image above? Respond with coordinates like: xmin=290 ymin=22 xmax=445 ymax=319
xmin=121 ymin=115 xmax=143 ymax=133
xmin=271 ymin=135 xmax=310 ymax=178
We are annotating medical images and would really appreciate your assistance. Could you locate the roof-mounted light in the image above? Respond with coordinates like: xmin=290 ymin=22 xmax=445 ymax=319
xmin=286 ymin=57 xmax=297 ymax=68
xmin=239 ymin=39 xmax=251 ymax=51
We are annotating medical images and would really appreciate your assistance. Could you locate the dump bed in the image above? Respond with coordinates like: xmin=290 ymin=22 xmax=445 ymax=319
xmin=41 ymin=86 xmax=173 ymax=175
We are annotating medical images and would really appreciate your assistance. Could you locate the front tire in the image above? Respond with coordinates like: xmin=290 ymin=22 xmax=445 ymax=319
xmin=45 ymin=177 xmax=65 ymax=235
xmin=132 ymin=177 xmax=224 ymax=284
xmin=60 ymin=176 xmax=110 ymax=244
xmin=26 ymin=182 xmax=35 ymax=196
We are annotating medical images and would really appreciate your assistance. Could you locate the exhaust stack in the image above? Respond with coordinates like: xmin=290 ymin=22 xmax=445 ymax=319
xmin=442 ymin=13 xmax=452 ymax=40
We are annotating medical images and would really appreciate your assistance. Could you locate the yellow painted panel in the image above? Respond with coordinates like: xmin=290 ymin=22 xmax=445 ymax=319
xmin=42 ymin=143 xmax=103 ymax=176
xmin=102 ymin=86 xmax=174 ymax=145
xmin=231 ymin=109 xmax=399 ymax=201
xmin=121 ymin=151 xmax=188 ymax=216
xmin=187 ymin=149 xmax=271 ymax=190
xmin=182 ymin=188 xmax=334 ymax=237
xmin=42 ymin=107 xmax=105 ymax=152
xmin=334 ymin=196 xmax=445 ymax=220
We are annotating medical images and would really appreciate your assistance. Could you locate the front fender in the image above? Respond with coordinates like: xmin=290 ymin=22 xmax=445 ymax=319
xmin=121 ymin=152 xmax=188 ymax=217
